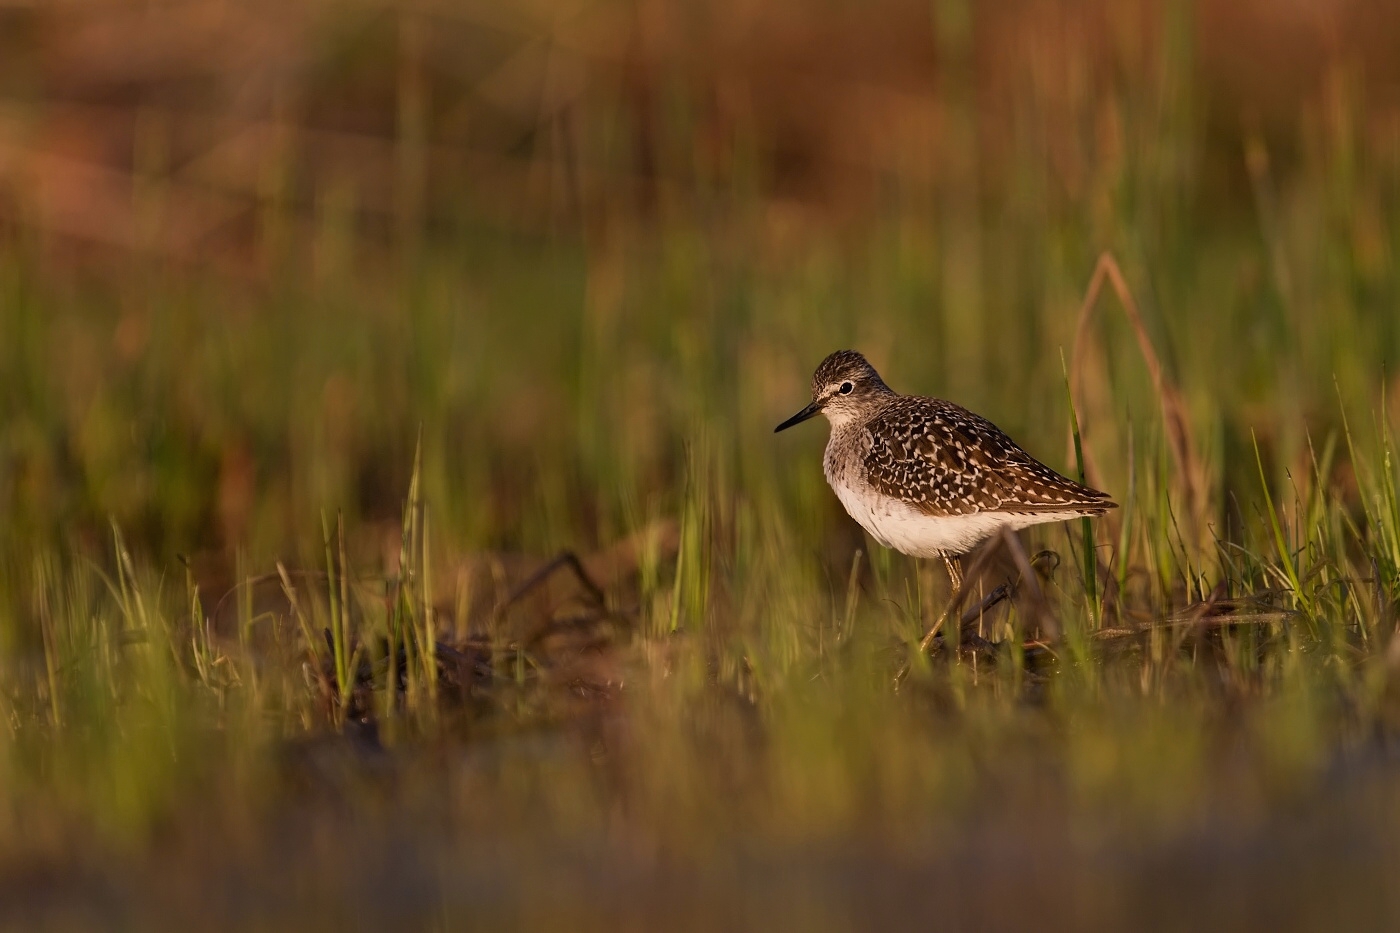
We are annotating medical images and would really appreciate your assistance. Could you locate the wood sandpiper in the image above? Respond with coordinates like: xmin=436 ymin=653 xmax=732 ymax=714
xmin=775 ymin=349 xmax=1116 ymax=644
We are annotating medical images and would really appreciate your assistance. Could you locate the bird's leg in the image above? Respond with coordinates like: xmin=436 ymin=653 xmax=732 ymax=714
xmin=943 ymin=554 xmax=963 ymax=594
xmin=916 ymin=555 xmax=964 ymax=653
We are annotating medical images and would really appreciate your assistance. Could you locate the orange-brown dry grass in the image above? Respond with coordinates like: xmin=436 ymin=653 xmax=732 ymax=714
xmin=2 ymin=0 xmax=1399 ymax=267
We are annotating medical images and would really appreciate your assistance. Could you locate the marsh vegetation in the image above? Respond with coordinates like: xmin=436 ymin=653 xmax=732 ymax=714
xmin=2 ymin=1 xmax=1400 ymax=929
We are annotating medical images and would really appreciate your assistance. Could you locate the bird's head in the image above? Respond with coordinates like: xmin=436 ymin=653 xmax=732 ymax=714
xmin=774 ymin=350 xmax=893 ymax=433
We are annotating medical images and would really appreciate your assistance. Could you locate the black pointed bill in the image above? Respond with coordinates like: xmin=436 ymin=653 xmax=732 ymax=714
xmin=774 ymin=400 xmax=822 ymax=433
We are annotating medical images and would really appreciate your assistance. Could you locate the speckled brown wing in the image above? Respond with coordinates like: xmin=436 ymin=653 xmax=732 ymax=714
xmin=861 ymin=397 xmax=1116 ymax=516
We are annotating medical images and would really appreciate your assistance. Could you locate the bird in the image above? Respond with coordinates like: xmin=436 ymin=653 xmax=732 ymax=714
xmin=775 ymin=349 xmax=1116 ymax=646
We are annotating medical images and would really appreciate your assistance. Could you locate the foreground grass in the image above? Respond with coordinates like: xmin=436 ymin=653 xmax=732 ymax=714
xmin=4 ymin=488 xmax=1400 ymax=931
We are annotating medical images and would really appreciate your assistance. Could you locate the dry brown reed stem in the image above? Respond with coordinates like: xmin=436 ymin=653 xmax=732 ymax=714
xmin=1069 ymin=252 xmax=1207 ymax=535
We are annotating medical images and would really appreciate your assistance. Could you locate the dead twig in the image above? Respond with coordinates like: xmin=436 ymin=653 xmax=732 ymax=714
xmin=901 ymin=533 xmax=1065 ymax=683
xmin=492 ymin=551 xmax=607 ymax=623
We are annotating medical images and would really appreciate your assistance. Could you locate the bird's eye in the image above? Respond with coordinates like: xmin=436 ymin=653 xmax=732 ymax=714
xmin=839 ymin=381 xmax=854 ymax=395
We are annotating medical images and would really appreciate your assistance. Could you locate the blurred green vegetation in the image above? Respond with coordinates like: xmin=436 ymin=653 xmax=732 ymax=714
xmin=2 ymin=0 xmax=1400 ymax=929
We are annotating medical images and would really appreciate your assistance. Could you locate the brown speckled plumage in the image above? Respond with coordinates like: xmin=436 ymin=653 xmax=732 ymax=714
xmin=777 ymin=350 xmax=1115 ymax=560
xmin=860 ymin=395 xmax=1113 ymax=516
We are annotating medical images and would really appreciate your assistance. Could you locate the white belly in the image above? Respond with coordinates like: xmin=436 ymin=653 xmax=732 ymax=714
xmin=830 ymin=478 xmax=1082 ymax=558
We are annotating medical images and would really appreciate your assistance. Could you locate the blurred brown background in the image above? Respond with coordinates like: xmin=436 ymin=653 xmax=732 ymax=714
xmin=2 ymin=0 xmax=1396 ymax=267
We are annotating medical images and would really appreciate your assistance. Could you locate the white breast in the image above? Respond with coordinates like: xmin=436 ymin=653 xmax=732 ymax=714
xmin=828 ymin=475 xmax=1085 ymax=558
